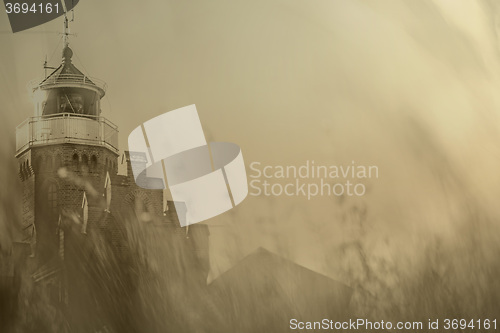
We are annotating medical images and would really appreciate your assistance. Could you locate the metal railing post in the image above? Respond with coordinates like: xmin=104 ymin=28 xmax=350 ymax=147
xmin=100 ymin=118 xmax=104 ymax=146
xmin=29 ymin=118 xmax=33 ymax=146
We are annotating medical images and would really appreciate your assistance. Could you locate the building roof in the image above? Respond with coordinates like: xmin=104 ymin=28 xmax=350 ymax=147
xmin=43 ymin=46 xmax=84 ymax=76
xmin=208 ymin=247 xmax=353 ymax=332
xmin=35 ymin=46 xmax=106 ymax=97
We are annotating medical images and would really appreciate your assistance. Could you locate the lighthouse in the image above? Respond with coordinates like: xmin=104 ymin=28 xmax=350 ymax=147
xmin=12 ymin=15 xmax=210 ymax=332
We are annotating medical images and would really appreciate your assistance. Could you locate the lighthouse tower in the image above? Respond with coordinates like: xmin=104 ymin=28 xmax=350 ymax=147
xmin=16 ymin=42 xmax=118 ymax=265
xmin=12 ymin=15 xmax=210 ymax=331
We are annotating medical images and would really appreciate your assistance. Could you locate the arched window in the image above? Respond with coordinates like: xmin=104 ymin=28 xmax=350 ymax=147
xmin=20 ymin=162 xmax=26 ymax=180
xmin=90 ymin=155 xmax=97 ymax=170
xmin=46 ymin=156 xmax=53 ymax=170
xmin=81 ymin=192 xmax=88 ymax=234
xmin=72 ymin=153 xmax=79 ymax=168
xmin=104 ymin=171 xmax=111 ymax=212
xmin=54 ymin=155 xmax=61 ymax=170
xmin=134 ymin=197 xmax=146 ymax=214
xmin=133 ymin=192 xmax=151 ymax=222
xmin=80 ymin=154 xmax=89 ymax=173
xmin=35 ymin=156 xmax=44 ymax=173
xmin=47 ymin=182 xmax=58 ymax=215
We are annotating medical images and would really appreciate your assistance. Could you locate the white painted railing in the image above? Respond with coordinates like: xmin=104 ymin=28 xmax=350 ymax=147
xmin=29 ymin=74 xmax=107 ymax=94
xmin=16 ymin=113 xmax=118 ymax=155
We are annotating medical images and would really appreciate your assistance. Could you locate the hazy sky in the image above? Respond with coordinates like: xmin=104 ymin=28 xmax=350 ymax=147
xmin=2 ymin=0 xmax=500 ymax=281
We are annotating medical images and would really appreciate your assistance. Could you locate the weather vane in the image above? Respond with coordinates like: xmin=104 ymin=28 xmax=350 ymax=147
xmin=43 ymin=4 xmax=76 ymax=77
xmin=61 ymin=1 xmax=76 ymax=48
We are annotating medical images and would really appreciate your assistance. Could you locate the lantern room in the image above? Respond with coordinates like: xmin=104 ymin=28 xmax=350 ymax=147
xmin=31 ymin=46 xmax=107 ymax=117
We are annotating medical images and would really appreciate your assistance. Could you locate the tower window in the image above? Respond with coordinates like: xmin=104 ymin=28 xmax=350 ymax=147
xmin=82 ymin=192 xmax=88 ymax=234
xmin=81 ymin=155 xmax=89 ymax=173
xmin=54 ymin=156 xmax=61 ymax=170
xmin=35 ymin=156 xmax=44 ymax=173
xmin=90 ymin=155 xmax=97 ymax=170
xmin=46 ymin=156 xmax=53 ymax=170
xmin=72 ymin=153 xmax=79 ymax=166
xmin=133 ymin=193 xmax=151 ymax=222
xmin=47 ymin=183 xmax=58 ymax=215
xmin=104 ymin=171 xmax=111 ymax=212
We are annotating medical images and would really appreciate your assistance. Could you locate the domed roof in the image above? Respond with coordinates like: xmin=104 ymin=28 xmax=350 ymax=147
xmin=37 ymin=46 xmax=106 ymax=97
xmin=62 ymin=46 xmax=73 ymax=61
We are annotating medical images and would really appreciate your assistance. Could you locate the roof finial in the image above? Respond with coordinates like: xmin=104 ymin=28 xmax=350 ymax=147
xmin=61 ymin=4 xmax=75 ymax=64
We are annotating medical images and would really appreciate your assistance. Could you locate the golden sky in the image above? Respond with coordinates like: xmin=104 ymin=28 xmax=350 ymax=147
xmin=1 ymin=0 xmax=500 ymax=282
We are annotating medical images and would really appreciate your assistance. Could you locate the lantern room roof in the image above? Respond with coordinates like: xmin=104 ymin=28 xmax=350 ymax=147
xmin=32 ymin=46 xmax=107 ymax=98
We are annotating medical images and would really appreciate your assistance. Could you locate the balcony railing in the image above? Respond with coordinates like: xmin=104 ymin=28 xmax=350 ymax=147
xmin=29 ymin=74 xmax=107 ymax=95
xmin=16 ymin=113 xmax=118 ymax=155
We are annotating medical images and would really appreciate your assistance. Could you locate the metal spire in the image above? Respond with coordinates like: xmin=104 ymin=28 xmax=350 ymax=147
xmin=62 ymin=11 xmax=70 ymax=48
xmin=61 ymin=1 xmax=74 ymax=48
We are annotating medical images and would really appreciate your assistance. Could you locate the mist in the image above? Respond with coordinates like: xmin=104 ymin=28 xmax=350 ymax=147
xmin=1 ymin=0 xmax=500 ymax=330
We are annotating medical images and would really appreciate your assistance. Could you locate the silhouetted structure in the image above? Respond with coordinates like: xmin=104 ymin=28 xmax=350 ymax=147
xmin=7 ymin=39 xmax=210 ymax=332
xmin=209 ymin=248 xmax=353 ymax=333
